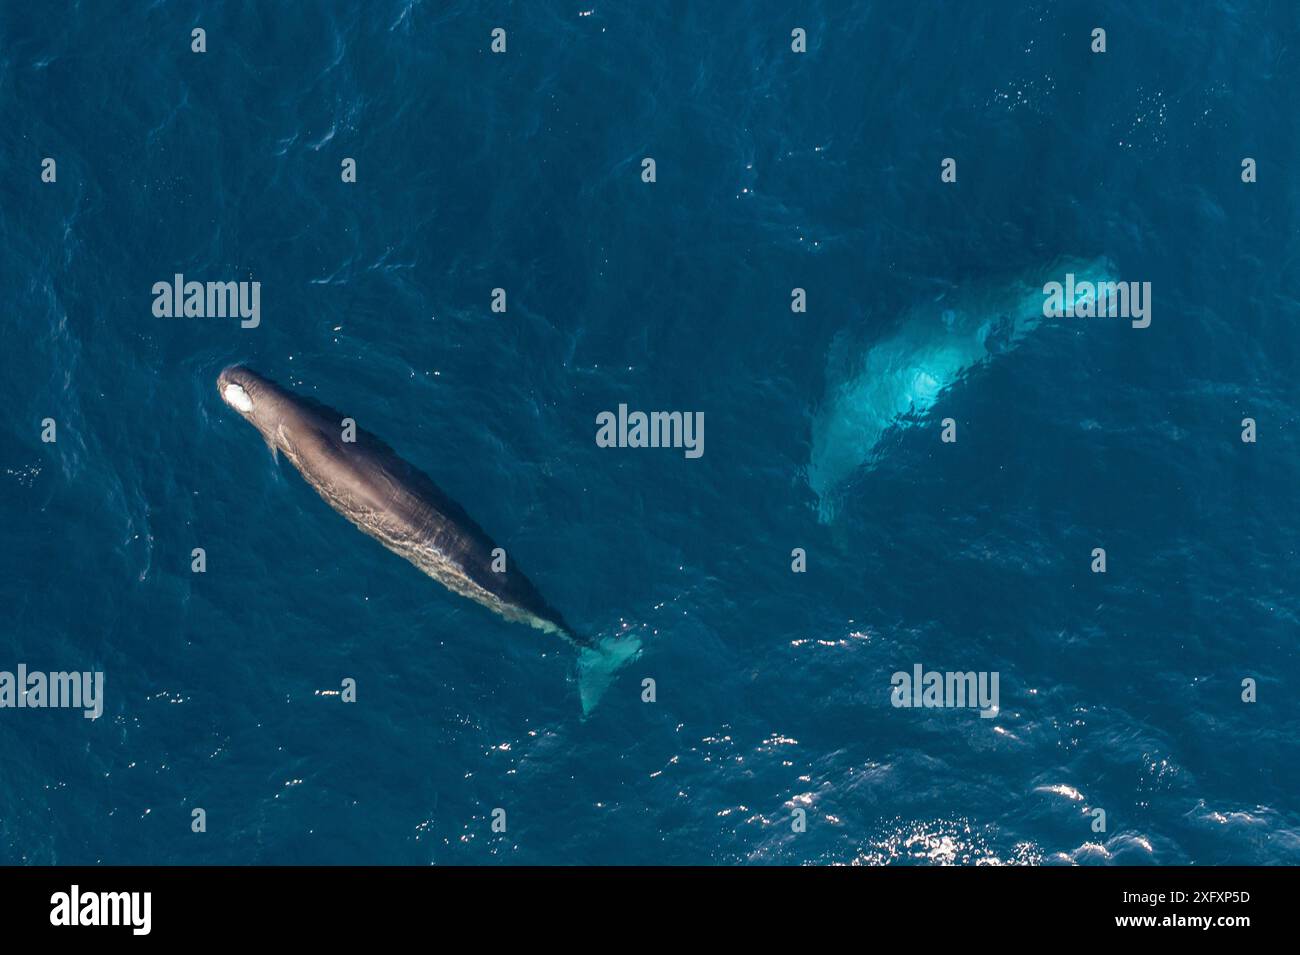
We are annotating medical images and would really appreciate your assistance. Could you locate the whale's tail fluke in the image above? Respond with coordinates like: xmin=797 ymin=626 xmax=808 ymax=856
xmin=576 ymin=633 xmax=643 ymax=716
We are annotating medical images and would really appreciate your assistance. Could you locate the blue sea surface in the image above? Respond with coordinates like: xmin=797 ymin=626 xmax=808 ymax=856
xmin=1 ymin=1 xmax=1298 ymax=864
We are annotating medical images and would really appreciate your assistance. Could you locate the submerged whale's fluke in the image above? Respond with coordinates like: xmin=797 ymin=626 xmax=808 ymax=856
xmin=809 ymin=256 xmax=1119 ymax=521
xmin=577 ymin=633 xmax=644 ymax=716
xmin=218 ymin=366 xmax=636 ymax=711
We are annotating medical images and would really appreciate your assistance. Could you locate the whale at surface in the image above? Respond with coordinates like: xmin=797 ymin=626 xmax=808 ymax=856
xmin=218 ymin=366 xmax=639 ymax=712
xmin=808 ymin=256 xmax=1119 ymax=522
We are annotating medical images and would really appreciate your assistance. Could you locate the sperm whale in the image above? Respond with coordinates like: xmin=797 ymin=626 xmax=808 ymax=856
xmin=217 ymin=366 xmax=639 ymax=711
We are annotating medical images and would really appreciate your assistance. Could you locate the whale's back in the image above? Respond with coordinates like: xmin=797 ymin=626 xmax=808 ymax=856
xmin=269 ymin=393 xmax=579 ymax=642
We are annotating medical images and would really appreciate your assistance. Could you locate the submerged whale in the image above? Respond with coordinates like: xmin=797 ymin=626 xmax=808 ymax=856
xmin=218 ymin=366 xmax=638 ymax=711
xmin=808 ymin=256 xmax=1118 ymax=521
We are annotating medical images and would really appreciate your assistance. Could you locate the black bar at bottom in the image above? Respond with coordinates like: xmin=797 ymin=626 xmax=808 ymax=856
xmin=0 ymin=865 xmax=1286 ymax=939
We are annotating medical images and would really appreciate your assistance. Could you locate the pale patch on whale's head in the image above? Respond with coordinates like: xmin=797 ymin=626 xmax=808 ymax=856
xmin=217 ymin=365 xmax=271 ymax=417
xmin=222 ymin=382 xmax=254 ymax=413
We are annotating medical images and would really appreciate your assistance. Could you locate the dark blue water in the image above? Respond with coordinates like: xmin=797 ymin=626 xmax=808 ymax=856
xmin=1 ymin=1 xmax=1297 ymax=864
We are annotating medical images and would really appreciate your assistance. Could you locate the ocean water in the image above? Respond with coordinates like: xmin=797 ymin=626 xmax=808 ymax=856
xmin=1 ymin=0 xmax=1298 ymax=865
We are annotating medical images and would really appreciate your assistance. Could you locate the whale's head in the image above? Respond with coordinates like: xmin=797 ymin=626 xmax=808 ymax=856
xmin=218 ymin=365 xmax=294 ymax=445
